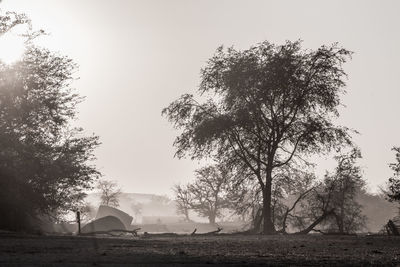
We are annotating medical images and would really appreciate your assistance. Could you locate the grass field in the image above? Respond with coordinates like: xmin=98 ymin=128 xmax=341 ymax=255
xmin=0 ymin=231 xmax=399 ymax=266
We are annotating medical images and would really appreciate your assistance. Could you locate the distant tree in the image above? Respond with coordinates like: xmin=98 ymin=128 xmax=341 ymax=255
xmin=163 ymin=40 xmax=353 ymax=234
xmin=173 ymin=184 xmax=193 ymax=222
xmin=97 ymin=180 xmax=121 ymax=207
xmin=0 ymin=11 xmax=100 ymax=231
xmin=226 ymin=171 xmax=261 ymax=225
xmin=182 ymin=164 xmax=231 ymax=224
xmin=388 ymin=147 xmax=400 ymax=202
xmin=329 ymin=148 xmax=366 ymax=233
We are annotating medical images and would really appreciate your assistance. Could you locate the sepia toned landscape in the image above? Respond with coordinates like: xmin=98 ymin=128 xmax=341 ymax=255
xmin=1 ymin=0 xmax=400 ymax=266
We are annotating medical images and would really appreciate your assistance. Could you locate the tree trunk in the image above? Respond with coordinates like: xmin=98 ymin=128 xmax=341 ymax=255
xmin=337 ymin=188 xmax=345 ymax=234
xmin=252 ymin=208 xmax=263 ymax=233
xmin=262 ymin=173 xmax=276 ymax=234
xmin=184 ymin=210 xmax=191 ymax=222
xmin=209 ymin=213 xmax=216 ymax=225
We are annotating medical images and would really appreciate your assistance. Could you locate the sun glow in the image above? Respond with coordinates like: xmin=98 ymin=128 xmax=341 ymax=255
xmin=0 ymin=32 xmax=25 ymax=65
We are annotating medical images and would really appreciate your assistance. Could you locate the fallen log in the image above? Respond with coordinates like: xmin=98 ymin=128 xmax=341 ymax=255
xmin=143 ymin=227 xmax=223 ymax=238
xmin=143 ymin=232 xmax=180 ymax=237
xmin=192 ymin=227 xmax=222 ymax=236
xmin=79 ymin=228 xmax=141 ymax=237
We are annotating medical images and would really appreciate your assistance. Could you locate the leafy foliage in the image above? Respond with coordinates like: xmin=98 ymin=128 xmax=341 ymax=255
xmin=0 ymin=11 xmax=100 ymax=231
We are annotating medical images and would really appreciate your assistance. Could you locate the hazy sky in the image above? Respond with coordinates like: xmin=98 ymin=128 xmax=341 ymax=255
xmin=1 ymin=0 xmax=399 ymax=195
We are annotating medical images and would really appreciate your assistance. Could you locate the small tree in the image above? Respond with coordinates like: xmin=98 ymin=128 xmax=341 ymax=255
xmin=329 ymin=148 xmax=366 ymax=233
xmin=388 ymin=147 xmax=400 ymax=202
xmin=97 ymin=180 xmax=121 ymax=208
xmin=173 ymin=184 xmax=193 ymax=222
xmin=175 ymin=164 xmax=231 ymax=224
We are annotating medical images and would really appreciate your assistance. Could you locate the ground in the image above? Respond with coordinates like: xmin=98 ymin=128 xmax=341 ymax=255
xmin=0 ymin=231 xmax=399 ymax=266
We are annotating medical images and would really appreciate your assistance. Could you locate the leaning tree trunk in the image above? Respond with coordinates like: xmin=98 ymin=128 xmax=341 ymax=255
xmin=295 ymin=209 xmax=335 ymax=235
xmin=262 ymin=172 xmax=276 ymax=234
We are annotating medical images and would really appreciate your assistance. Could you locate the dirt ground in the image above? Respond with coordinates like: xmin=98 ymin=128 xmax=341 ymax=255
xmin=0 ymin=231 xmax=399 ymax=266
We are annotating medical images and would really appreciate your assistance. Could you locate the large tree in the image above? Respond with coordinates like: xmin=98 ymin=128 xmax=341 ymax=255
xmin=163 ymin=40 xmax=353 ymax=234
xmin=0 ymin=11 xmax=100 ymax=230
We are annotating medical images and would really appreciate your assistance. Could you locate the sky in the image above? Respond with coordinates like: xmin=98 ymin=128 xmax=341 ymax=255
xmin=1 ymin=0 xmax=399 ymax=195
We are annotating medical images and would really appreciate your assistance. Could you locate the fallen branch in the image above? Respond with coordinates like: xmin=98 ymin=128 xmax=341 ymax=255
xmin=192 ymin=227 xmax=222 ymax=236
xmin=80 ymin=228 xmax=141 ymax=237
xmin=143 ymin=232 xmax=180 ymax=237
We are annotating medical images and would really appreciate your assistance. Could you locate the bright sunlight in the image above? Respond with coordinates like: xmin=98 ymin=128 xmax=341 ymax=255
xmin=0 ymin=32 xmax=25 ymax=64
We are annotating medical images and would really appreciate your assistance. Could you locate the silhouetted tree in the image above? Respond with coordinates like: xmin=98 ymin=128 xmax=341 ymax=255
xmin=173 ymin=184 xmax=193 ymax=222
xmin=97 ymin=180 xmax=121 ymax=207
xmin=163 ymin=40 xmax=353 ymax=234
xmin=178 ymin=164 xmax=231 ymax=224
xmin=388 ymin=147 xmax=400 ymax=202
xmin=0 ymin=11 xmax=100 ymax=231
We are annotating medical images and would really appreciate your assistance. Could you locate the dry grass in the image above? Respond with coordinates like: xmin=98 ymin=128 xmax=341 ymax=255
xmin=0 ymin=231 xmax=399 ymax=266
